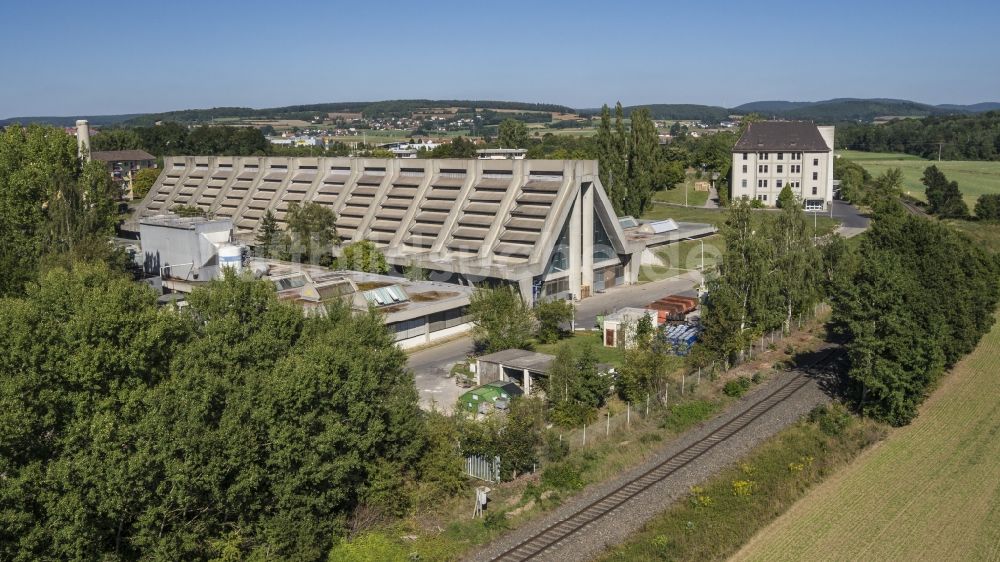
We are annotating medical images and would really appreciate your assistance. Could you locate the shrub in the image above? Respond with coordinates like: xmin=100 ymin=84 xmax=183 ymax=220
xmin=541 ymin=461 xmax=584 ymax=491
xmin=542 ymin=431 xmax=569 ymax=462
xmin=731 ymin=479 xmax=755 ymax=497
xmin=723 ymin=376 xmax=752 ymax=397
xmin=639 ymin=432 xmax=663 ymax=444
xmin=661 ymin=400 xmax=718 ymax=432
xmin=484 ymin=510 xmax=509 ymax=531
xmin=751 ymin=371 xmax=764 ymax=384
xmin=328 ymin=532 xmax=413 ymax=562
xmin=808 ymin=403 xmax=854 ymax=436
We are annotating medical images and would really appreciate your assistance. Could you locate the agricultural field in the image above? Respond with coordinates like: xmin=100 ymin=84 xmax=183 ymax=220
xmin=838 ymin=149 xmax=1000 ymax=207
xmin=731 ymin=313 xmax=1000 ymax=562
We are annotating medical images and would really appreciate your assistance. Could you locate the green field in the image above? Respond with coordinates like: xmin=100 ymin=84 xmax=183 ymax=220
xmin=652 ymin=175 xmax=711 ymax=207
xmin=731 ymin=313 xmax=1000 ymax=562
xmin=638 ymin=235 xmax=722 ymax=283
xmin=838 ymin=149 xmax=1000 ymax=207
xmin=641 ymin=204 xmax=840 ymax=236
xmin=534 ymin=331 xmax=625 ymax=365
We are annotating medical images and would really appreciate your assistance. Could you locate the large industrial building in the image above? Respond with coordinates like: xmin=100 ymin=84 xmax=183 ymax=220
xmin=130 ymin=157 xmax=715 ymax=303
xmin=730 ymin=121 xmax=834 ymax=210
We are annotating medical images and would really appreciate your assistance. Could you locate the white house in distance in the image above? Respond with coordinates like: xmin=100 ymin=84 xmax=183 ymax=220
xmin=730 ymin=121 xmax=834 ymax=210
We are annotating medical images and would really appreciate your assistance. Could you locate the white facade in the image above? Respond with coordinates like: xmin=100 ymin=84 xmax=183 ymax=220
xmin=731 ymin=125 xmax=834 ymax=209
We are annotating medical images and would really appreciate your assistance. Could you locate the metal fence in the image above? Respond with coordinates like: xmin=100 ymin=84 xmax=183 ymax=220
xmin=466 ymin=454 xmax=500 ymax=483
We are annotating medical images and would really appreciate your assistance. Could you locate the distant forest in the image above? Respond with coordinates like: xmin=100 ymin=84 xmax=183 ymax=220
xmin=837 ymin=111 xmax=1000 ymax=160
xmin=5 ymin=97 xmax=1000 ymax=129
xmin=121 ymin=100 xmax=576 ymax=126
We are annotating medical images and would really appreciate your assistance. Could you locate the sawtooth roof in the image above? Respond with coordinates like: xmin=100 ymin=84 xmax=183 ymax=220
xmin=129 ymin=156 xmax=631 ymax=281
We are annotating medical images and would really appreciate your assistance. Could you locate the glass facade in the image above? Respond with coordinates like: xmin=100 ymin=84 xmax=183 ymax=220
xmin=593 ymin=209 xmax=616 ymax=261
xmin=544 ymin=218 xmax=571 ymax=275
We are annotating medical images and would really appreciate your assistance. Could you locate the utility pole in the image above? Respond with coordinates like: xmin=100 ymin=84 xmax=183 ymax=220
xmin=938 ymin=141 xmax=943 ymax=162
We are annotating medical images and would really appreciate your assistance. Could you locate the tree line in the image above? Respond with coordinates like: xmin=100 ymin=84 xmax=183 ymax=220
xmin=0 ymin=265 xmax=470 ymax=559
xmin=698 ymin=199 xmax=824 ymax=364
xmin=91 ymin=123 xmax=270 ymax=157
xmin=701 ymin=176 xmax=1000 ymax=426
xmin=828 ymin=200 xmax=999 ymax=425
xmin=596 ymin=103 xmax=686 ymax=216
xmin=0 ymin=124 xmax=123 ymax=298
xmin=836 ymin=111 xmax=1000 ymax=160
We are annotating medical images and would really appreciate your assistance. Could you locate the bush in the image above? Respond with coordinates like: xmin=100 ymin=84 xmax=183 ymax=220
xmin=723 ymin=376 xmax=752 ymax=397
xmin=542 ymin=430 xmax=569 ymax=462
xmin=808 ymin=403 xmax=854 ymax=436
xmin=661 ymin=400 xmax=718 ymax=432
xmin=483 ymin=510 xmax=509 ymax=531
xmin=751 ymin=371 xmax=764 ymax=384
xmin=639 ymin=432 xmax=663 ymax=444
xmin=535 ymin=298 xmax=574 ymax=344
xmin=541 ymin=461 xmax=584 ymax=491
xmin=975 ymin=193 xmax=1000 ymax=221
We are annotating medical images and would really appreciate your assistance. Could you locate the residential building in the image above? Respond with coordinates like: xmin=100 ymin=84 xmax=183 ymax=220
xmin=89 ymin=149 xmax=157 ymax=197
xmin=730 ymin=121 xmax=834 ymax=210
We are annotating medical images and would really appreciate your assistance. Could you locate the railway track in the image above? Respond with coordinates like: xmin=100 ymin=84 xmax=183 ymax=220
xmin=487 ymin=347 xmax=839 ymax=562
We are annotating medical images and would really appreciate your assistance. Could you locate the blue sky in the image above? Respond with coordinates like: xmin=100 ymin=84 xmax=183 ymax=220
xmin=2 ymin=0 xmax=998 ymax=117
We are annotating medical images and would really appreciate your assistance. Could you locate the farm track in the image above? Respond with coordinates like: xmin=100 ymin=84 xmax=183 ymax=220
xmin=470 ymin=348 xmax=838 ymax=562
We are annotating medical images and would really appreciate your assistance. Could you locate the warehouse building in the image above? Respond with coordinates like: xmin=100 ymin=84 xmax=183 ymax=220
xmin=130 ymin=157 xmax=715 ymax=304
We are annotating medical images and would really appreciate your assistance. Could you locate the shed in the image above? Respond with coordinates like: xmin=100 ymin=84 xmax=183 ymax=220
xmin=476 ymin=348 xmax=555 ymax=395
xmin=602 ymin=307 xmax=660 ymax=348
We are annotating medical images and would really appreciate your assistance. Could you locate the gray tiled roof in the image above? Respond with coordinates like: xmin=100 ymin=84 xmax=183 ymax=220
xmin=90 ymin=149 xmax=156 ymax=162
xmin=733 ymin=121 xmax=830 ymax=152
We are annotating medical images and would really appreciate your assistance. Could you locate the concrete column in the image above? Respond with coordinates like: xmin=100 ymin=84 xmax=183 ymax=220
xmin=582 ymin=182 xmax=594 ymax=297
xmin=523 ymin=368 xmax=531 ymax=395
xmin=568 ymin=187 xmax=582 ymax=300
xmin=517 ymin=277 xmax=534 ymax=306
xmin=626 ymin=251 xmax=643 ymax=284
xmin=76 ymin=120 xmax=91 ymax=161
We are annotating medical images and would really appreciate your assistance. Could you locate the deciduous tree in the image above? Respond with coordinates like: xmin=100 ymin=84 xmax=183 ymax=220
xmin=469 ymin=285 xmax=534 ymax=353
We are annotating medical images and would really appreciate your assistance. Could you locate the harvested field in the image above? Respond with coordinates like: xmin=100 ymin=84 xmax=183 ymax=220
xmin=731 ymin=313 xmax=1000 ymax=562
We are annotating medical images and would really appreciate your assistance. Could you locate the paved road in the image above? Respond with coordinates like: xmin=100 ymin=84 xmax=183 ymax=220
xmin=705 ymin=185 xmax=720 ymax=208
xmin=408 ymin=336 xmax=476 ymax=412
xmin=406 ymin=273 xmax=703 ymax=410
xmin=574 ymin=272 xmax=702 ymax=329
xmin=831 ymin=199 xmax=869 ymax=229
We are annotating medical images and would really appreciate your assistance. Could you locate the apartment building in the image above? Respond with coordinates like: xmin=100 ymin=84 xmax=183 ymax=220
xmin=730 ymin=121 xmax=834 ymax=210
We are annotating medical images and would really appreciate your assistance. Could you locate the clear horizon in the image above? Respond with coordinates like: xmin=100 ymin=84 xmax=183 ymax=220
xmin=3 ymin=0 xmax=998 ymax=118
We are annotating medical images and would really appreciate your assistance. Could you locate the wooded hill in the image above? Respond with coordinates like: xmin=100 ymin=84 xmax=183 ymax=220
xmin=5 ymin=98 xmax=999 ymax=128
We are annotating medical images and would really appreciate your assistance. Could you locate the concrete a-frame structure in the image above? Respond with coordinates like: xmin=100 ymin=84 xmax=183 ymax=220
xmin=130 ymin=157 xmax=646 ymax=303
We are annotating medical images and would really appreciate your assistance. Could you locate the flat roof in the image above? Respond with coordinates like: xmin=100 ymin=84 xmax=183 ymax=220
xmin=477 ymin=348 xmax=555 ymax=373
xmin=139 ymin=214 xmax=233 ymax=230
xmin=253 ymin=258 xmax=473 ymax=322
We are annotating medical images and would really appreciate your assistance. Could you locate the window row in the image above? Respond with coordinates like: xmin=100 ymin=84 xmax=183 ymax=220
xmin=740 ymin=164 xmax=814 ymax=175
xmin=743 ymin=152 xmax=805 ymax=161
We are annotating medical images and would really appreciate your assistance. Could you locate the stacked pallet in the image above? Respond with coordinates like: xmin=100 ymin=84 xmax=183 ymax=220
xmin=648 ymin=294 xmax=699 ymax=322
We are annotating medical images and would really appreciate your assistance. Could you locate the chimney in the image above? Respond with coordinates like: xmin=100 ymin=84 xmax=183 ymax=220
xmin=76 ymin=119 xmax=91 ymax=161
